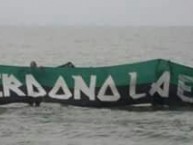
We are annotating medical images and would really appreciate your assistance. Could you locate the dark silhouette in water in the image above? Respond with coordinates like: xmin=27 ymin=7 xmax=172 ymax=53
xmin=29 ymin=61 xmax=43 ymax=107
xmin=28 ymin=61 xmax=75 ymax=107
xmin=57 ymin=62 xmax=75 ymax=68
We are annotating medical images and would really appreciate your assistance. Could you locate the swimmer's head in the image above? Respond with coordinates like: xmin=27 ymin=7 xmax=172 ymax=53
xmin=30 ymin=61 xmax=37 ymax=67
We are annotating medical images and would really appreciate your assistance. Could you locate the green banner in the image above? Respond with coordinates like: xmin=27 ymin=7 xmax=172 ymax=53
xmin=0 ymin=59 xmax=193 ymax=107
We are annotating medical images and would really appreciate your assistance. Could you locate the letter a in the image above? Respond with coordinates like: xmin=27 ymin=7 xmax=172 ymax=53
xmin=149 ymin=71 xmax=170 ymax=98
xmin=97 ymin=75 xmax=120 ymax=102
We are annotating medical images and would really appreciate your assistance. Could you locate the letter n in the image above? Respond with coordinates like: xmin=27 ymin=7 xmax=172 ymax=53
xmin=73 ymin=75 xmax=96 ymax=101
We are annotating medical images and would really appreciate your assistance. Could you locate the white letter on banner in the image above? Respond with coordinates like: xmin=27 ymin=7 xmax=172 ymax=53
xmin=2 ymin=74 xmax=26 ymax=97
xmin=97 ymin=75 xmax=120 ymax=102
xmin=49 ymin=76 xmax=72 ymax=100
xmin=149 ymin=71 xmax=170 ymax=98
xmin=177 ymin=75 xmax=193 ymax=103
xmin=129 ymin=72 xmax=146 ymax=99
xmin=73 ymin=75 xmax=96 ymax=101
xmin=26 ymin=74 xmax=46 ymax=97
xmin=0 ymin=74 xmax=3 ymax=97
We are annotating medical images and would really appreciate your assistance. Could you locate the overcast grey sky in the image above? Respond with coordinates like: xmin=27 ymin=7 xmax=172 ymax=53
xmin=0 ymin=0 xmax=193 ymax=26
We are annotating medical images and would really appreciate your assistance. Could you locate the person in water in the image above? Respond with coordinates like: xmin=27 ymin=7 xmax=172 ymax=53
xmin=28 ymin=61 xmax=43 ymax=107
xmin=28 ymin=61 xmax=75 ymax=107
xmin=57 ymin=62 xmax=75 ymax=68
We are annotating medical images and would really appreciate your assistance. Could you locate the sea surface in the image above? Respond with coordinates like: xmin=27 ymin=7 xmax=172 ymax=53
xmin=0 ymin=26 xmax=193 ymax=145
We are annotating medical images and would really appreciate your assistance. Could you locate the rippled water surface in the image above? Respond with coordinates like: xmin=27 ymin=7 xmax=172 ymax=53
xmin=0 ymin=26 xmax=193 ymax=145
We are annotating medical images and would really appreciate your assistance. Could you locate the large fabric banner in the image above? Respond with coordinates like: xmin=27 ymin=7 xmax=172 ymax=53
xmin=0 ymin=59 xmax=193 ymax=107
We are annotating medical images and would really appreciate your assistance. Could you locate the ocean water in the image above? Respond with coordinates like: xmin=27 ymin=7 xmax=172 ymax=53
xmin=0 ymin=26 xmax=193 ymax=145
